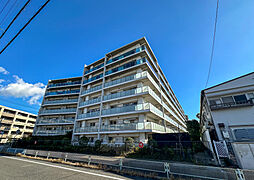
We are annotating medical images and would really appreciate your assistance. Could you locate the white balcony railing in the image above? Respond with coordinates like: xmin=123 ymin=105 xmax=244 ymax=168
xmin=40 ymin=108 xmax=76 ymax=114
xmin=44 ymin=99 xmax=78 ymax=105
xmin=34 ymin=129 xmax=72 ymax=135
xmin=37 ymin=119 xmax=75 ymax=124
xmin=75 ymin=122 xmax=173 ymax=133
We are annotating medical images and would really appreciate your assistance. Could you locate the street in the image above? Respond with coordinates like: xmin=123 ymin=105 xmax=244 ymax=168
xmin=0 ymin=155 xmax=147 ymax=180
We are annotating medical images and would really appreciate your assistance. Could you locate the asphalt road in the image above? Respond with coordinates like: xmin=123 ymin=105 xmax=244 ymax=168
xmin=0 ymin=155 xmax=148 ymax=180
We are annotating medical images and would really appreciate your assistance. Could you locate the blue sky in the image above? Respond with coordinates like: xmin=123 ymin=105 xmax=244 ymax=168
xmin=0 ymin=0 xmax=254 ymax=119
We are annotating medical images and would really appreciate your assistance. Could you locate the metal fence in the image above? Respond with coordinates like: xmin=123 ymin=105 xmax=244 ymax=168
xmin=1 ymin=147 xmax=253 ymax=180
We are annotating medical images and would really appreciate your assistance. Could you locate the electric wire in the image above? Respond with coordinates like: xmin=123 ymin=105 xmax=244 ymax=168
xmin=0 ymin=0 xmax=31 ymax=39
xmin=0 ymin=0 xmax=18 ymax=28
xmin=0 ymin=0 xmax=51 ymax=55
xmin=205 ymin=0 xmax=219 ymax=88
xmin=0 ymin=0 xmax=10 ymax=16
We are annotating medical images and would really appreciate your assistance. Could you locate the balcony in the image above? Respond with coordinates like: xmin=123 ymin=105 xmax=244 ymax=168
xmin=77 ymin=111 xmax=100 ymax=119
xmin=81 ymin=85 xmax=102 ymax=96
xmin=83 ymin=74 xmax=103 ymax=84
xmin=106 ymin=45 xmax=145 ymax=65
xmin=85 ymin=63 xmax=104 ymax=75
xmin=34 ymin=129 xmax=72 ymax=136
xmin=79 ymin=97 xmax=101 ymax=107
xmin=105 ymin=58 xmax=146 ymax=76
xmin=40 ymin=108 xmax=76 ymax=115
xmin=45 ymin=89 xmax=80 ymax=96
xmin=1 ymin=119 xmax=13 ymax=124
xmin=37 ymin=118 xmax=75 ymax=125
xmin=77 ymin=103 xmax=150 ymax=120
xmin=75 ymin=122 xmax=173 ymax=134
xmin=104 ymin=71 xmax=148 ymax=88
xmin=210 ymin=100 xmax=254 ymax=111
xmin=43 ymin=98 xmax=78 ymax=105
xmin=48 ymin=81 xmax=81 ymax=88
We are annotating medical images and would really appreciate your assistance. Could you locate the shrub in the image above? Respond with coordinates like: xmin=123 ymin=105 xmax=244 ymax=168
xmin=79 ymin=136 xmax=89 ymax=146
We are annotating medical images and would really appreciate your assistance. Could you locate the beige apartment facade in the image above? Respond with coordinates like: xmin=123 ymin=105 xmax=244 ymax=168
xmin=33 ymin=77 xmax=82 ymax=136
xmin=0 ymin=105 xmax=37 ymax=143
xmin=33 ymin=37 xmax=187 ymax=146
xmin=72 ymin=37 xmax=187 ymax=145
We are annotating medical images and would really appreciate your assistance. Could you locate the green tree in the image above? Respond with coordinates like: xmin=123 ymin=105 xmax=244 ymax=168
xmin=79 ymin=136 xmax=89 ymax=146
xmin=94 ymin=140 xmax=102 ymax=152
xmin=186 ymin=119 xmax=200 ymax=141
xmin=125 ymin=137 xmax=134 ymax=151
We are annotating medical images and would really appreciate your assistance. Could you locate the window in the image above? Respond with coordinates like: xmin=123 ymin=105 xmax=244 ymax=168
xmin=108 ymin=137 xmax=115 ymax=143
xmin=90 ymin=122 xmax=95 ymax=127
xmin=247 ymin=93 xmax=254 ymax=99
xmin=209 ymin=99 xmax=221 ymax=105
xmin=234 ymin=128 xmax=254 ymax=141
xmin=233 ymin=94 xmax=247 ymax=104
xmin=110 ymin=120 xmax=116 ymax=125
xmin=222 ymin=96 xmax=234 ymax=104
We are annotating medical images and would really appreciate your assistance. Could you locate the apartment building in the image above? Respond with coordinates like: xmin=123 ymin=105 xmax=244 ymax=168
xmin=0 ymin=105 xmax=36 ymax=143
xmin=72 ymin=37 xmax=187 ymax=145
xmin=200 ymin=72 xmax=254 ymax=169
xmin=33 ymin=77 xmax=82 ymax=136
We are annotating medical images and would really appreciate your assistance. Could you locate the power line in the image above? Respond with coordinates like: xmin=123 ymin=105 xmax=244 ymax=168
xmin=0 ymin=0 xmax=10 ymax=16
xmin=0 ymin=0 xmax=31 ymax=39
xmin=0 ymin=0 xmax=18 ymax=27
xmin=205 ymin=0 xmax=219 ymax=88
xmin=0 ymin=0 xmax=50 ymax=55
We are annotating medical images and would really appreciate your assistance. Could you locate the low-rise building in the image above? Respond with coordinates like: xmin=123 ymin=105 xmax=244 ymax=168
xmin=0 ymin=105 xmax=37 ymax=143
xmin=200 ymin=72 xmax=254 ymax=169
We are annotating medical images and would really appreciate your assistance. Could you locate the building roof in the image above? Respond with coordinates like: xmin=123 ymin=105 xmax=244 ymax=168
xmin=203 ymin=71 xmax=254 ymax=92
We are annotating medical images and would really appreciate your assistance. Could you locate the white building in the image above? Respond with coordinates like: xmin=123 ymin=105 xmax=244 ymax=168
xmin=33 ymin=37 xmax=187 ymax=146
xmin=200 ymin=72 xmax=254 ymax=169
xmin=72 ymin=37 xmax=187 ymax=145
xmin=34 ymin=77 xmax=82 ymax=136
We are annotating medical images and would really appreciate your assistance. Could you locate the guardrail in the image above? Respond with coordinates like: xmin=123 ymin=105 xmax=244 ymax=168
xmin=1 ymin=148 xmax=253 ymax=179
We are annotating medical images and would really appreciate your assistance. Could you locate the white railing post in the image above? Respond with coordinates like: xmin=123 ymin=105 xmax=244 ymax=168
xmin=164 ymin=162 xmax=170 ymax=179
xmin=64 ymin=153 xmax=68 ymax=162
xmin=235 ymin=169 xmax=245 ymax=180
xmin=119 ymin=158 xmax=123 ymax=171
xmin=88 ymin=155 xmax=91 ymax=165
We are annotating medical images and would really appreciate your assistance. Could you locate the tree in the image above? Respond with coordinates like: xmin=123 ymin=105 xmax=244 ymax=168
xmin=94 ymin=140 xmax=102 ymax=151
xmin=79 ymin=136 xmax=89 ymax=146
xmin=186 ymin=120 xmax=204 ymax=152
xmin=125 ymin=137 xmax=134 ymax=151
xmin=186 ymin=119 xmax=201 ymax=141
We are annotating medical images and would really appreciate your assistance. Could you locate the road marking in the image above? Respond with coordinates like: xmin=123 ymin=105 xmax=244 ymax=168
xmin=1 ymin=156 xmax=126 ymax=180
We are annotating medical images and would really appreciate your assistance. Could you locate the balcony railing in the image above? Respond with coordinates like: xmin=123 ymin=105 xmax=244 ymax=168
xmin=34 ymin=129 xmax=72 ymax=136
xmin=210 ymin=100 xmax=254 ymax=111
xmin=44 ymin=98 xmax=78 ymax=105
xmin=81 ymin=85 xmax=102 ymax=95
xmin=80 ymin=71 xmax=148 ymax=96
xmin=85 ymin=63 xmax=104 ymax=75
xmin=40 ymin=108 xmax=76 ymax=114
xmin=106 ymin=45 xmax=145 ymax=65
xmin=48 ymin=81 xmax=81 ymax=88
xmin=77 ymin=111 xmax=100 ymax=119
xmin=83 ymin=74 xmax=103 ymax=84
xmin=104 ymin=71 xmax=148 ymax=88
xmin=79 ymin=97 xmax=101 ymax=107
xmin=75 ymin=122 xmax=172 ymax=133
xmin=45 ymin=89 xmax=80 ymax=96
xmin=37 ymin=118 xmax=75 ymax=124
xmin=105 ymin=58 xmax=146 ymax=76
